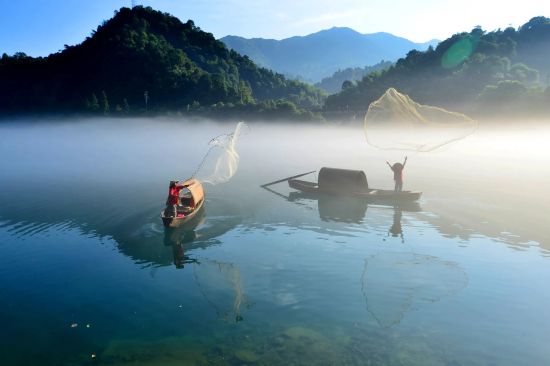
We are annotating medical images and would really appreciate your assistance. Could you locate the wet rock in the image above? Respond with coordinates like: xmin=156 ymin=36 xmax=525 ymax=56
xmin=234 ymin=349 xmax=260 ymax=363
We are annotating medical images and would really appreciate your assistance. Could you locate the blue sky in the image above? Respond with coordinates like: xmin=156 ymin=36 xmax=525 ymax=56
xmin=1 ymin=0 xmax=548 ymax=56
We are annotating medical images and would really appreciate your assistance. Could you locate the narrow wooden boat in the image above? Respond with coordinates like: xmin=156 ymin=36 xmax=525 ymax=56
xmin=287 ymin=167 xmax=422 ymax=202
xmin=161 ymin=178 xmax=206 ymax=228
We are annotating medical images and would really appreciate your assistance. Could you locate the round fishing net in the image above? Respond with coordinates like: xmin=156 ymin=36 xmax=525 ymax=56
xmin=361 ymin=252 xmax=467 ymax=327
xmin=193 ymin=260 xmax=250 ymax=322
xmin=364 ymin=88 xmax=477 ymax=152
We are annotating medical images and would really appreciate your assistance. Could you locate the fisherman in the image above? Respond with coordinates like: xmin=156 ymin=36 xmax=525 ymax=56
xmin=164 ymin=180 xmax=187 ymax=217
xmin=386 ymin=156 xmax=407 ymax=192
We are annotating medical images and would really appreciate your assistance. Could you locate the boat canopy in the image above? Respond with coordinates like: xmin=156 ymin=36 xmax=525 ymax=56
xmin=318 ymin=167 xmax=369 ymax=193
xmin=180 ymin=178 xmax=204 ymax=206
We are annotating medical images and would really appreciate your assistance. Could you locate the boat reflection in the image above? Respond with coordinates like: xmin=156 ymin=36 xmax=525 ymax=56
xmin=163 ymin=228 xmax=199 ymax=269
xmin=317 ymin=195 xmax=368 ymax=223
xmin=113 ymin=197 xmax=242 ymax=268
xmin=163 ymin=204 xmax=206 ymax=268
xmin=288 ymin=191 xmax=421 ymax=226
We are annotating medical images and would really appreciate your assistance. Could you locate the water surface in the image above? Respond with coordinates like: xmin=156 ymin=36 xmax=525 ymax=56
xmin=1 ymin=119 xmax=549 ymax=365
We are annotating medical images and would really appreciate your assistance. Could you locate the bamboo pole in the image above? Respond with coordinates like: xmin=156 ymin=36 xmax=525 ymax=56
xmin=260 ymin=171 xmax=316 ymax=188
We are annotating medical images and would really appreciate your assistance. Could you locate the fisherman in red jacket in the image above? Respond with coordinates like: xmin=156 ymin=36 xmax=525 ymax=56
xmin=164 ymin=180 xmax=187 ymax=217
xmin=386 ymin=156 xmax=407 ymax=192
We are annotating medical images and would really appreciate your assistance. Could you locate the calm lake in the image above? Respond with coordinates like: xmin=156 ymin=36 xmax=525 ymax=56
xmin=1 ymin=118 xmax=549 ymax=365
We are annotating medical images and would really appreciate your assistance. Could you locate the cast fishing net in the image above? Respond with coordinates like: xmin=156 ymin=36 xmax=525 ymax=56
xmin=364 ymin=88 xmax=477 ymax=152
xmin=361 ymin=252 xmax=467 ymax=328
xmin=193 ymin=260 xmax=250 ymax=322
xmin=194 ymin=122 xmax=248 ymax=185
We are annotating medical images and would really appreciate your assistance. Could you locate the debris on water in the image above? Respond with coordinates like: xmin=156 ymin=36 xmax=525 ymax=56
xmin=70 ymin=323 xmax=78 ymax=328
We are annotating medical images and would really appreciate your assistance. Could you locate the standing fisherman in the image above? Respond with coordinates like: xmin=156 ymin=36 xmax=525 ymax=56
xmin=386 ymin=156 xmax=407 ymax=192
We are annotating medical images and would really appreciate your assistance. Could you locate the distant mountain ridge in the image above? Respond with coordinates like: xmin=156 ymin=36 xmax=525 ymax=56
xmin=221 ymin=27 xmax=438 ymax=82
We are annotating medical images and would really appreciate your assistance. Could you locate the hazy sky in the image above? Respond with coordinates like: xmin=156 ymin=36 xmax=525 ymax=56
xmin=1 ymin=0 xmax=548 ymax=56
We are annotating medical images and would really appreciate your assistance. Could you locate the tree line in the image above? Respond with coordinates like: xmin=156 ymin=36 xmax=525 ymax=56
xmin=324 ymin=17 xmax=550 ymax=119
xmin=1 ymin=8 xmax=549 ymax=121
xmin=0 ymin=6 xmax=325 ymax=119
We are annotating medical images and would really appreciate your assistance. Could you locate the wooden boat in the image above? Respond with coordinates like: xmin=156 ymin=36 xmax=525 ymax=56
xmin=161 ymin=178 xmax=206 ymax=228
xmin=287 ymin=167 xmax=421 ymax=202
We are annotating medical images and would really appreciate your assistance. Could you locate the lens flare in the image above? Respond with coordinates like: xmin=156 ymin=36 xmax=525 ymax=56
xmin=442 ymin=35 xmax=478 ymax=69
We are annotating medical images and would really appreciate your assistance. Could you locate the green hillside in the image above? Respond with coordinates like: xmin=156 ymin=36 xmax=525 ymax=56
xmin=315 ymin=61 xmax=393 ymax=94
xmin=325 ymin=17 xmax=550 ymax=118
xmin=0 ymin=6 xmax=324 ymax=118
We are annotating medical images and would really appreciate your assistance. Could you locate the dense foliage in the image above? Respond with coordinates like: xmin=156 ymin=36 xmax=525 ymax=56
xmin=325 ymin=17 xmax=550 ymax=118
xmin=0 ymin=6 xmax=324 ymax=118
xmin=315 ymin=61 xmax=393 ymax=94
xmin=2 ymin=9 xmax=549 ymax=121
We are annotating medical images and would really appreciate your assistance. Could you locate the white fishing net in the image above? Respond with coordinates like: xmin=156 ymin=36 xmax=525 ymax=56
xmin=195 ymin=122 xmax=248 ymax=185
xmin=364 ymin=88 xmax=478 ymax=152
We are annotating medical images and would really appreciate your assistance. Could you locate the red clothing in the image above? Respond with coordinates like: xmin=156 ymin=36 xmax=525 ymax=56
xmin=391 ymin=163 xmax=404 ymax=181
xmin=167 ymin=185 xmax=184 ymax=205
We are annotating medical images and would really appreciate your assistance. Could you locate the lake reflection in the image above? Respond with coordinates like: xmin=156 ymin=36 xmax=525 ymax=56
xmin=1 ymin=119 xmax=550 ymax=365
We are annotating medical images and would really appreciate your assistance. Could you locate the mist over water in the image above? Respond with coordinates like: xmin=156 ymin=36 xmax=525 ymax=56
xmin=1 ymin=117 xmax=550 ymax=365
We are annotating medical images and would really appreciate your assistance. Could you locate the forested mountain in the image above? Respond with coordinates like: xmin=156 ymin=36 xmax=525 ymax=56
xmin=0 ymin=6 xmax=324 ymax=118
xmin=221 ymin=28 xmax=437 ymax=82
xmin=2 ymin=8 xmax=549 ymax=121
xmin=325 ymin=17 xmax=550 ymax=118
xmin=315 ymin=61 xmax=393 ymax=94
